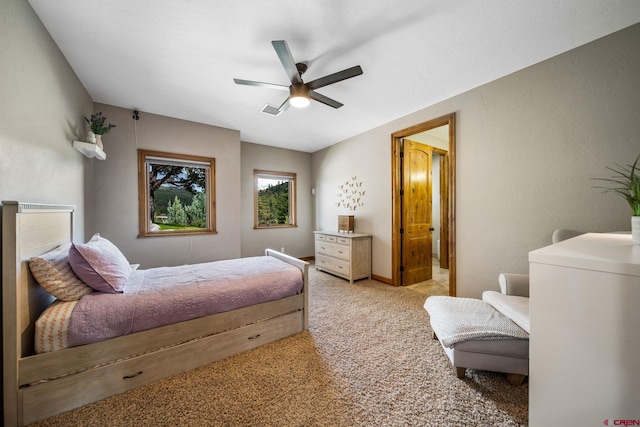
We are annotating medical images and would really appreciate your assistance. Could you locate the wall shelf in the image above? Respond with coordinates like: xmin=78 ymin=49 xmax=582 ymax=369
xmin=73 ymin=140 xmax=106 ymax=160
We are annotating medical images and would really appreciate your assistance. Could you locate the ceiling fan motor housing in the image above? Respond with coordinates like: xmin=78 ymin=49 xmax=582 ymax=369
xmin=290 ymin=83 xmax=309 ymax=98
xmin=289 ymin=83 xmax=310 ymax=108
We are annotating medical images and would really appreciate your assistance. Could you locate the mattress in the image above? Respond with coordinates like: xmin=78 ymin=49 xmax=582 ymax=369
xmin=35 ymin=255 xmax=303 ymax=353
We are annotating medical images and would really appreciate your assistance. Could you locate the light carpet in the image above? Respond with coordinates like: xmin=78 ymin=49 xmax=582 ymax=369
xmin=32 ymin=266 xmax=528 ymax=426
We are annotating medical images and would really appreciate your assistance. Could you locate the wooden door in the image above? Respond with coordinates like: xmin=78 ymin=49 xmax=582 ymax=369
xmin=401 ymin=140 xmax=433 ymax=285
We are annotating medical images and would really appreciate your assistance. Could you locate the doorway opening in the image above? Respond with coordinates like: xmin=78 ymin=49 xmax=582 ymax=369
xmin=391 ymin=113 xmax=456 ymax=295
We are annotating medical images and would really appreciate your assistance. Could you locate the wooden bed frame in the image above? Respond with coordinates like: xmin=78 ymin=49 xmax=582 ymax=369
xmin=1 ymin=201 xmax=309 ymax=426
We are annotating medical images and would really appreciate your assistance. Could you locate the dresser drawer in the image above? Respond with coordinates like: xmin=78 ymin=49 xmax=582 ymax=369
xmin=316 ymin=241 xmax=350 ymax=260
xmin=336 ymin=236 xmax=351 ymax=245
xmin=316 ymin=233 xmax=348 ymax=245
xmin=315 ymin=254 xmax=350 ymax=276
xmin=323 ymin=234 xmax=337 ymax=243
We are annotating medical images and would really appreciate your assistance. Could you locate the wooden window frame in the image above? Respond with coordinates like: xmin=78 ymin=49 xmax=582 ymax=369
xmin=253 ymin=170 xmax=297 ymax=229
xmin=138 ymin=149 xmax=216 ymax=237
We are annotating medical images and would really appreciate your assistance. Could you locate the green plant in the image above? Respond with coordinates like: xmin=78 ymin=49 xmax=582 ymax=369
xmin=85 ymin=112 xmax=116 ymax=135
xmin=593 ymin=154 xmax=640 ymax=216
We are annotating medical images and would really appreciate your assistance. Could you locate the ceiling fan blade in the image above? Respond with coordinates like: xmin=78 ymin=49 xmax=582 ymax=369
xmin=306 ymin=65 xmax=363 ymax=91
xmin=233 ymin=79 xmax=290 ymax=91
xmin=309 ymin=91 xmax=343 ymax=109
xmin=278 ymin=96 xmax=291 ymax=112
xmin=272 ymin=40 xmax=303 ymax=85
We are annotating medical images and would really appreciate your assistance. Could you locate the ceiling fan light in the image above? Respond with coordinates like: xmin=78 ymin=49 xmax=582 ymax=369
xmin=290 ymin=95 xmax=310 ymax=108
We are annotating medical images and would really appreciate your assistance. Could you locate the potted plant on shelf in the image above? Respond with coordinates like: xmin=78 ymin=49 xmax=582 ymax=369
xmin=593 ymin=153 xmax=640 ymax=245
xmin=85 ymin=112 xmax=116 ymax=149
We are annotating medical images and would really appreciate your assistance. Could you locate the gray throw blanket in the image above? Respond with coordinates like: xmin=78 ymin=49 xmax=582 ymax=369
xmin=424 ymin=296 xmax=529 ymax=348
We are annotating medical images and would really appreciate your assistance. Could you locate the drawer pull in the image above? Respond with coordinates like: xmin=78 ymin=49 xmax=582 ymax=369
xmin=123 ymin=371 xmax=143 ymax=380
xmin=248 ymin=334 xmax=261 ymax=340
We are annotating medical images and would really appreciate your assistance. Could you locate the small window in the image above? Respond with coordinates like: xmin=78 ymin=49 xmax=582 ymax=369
xmin=138 ymin=149 xmax=216 ymax=237
xmin=254 ymin=170 xmax=297 ymax=229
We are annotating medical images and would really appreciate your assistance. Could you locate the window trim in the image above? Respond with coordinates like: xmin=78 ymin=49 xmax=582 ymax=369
xmin=253 ymin=169 xmax=297 ymax=229
xmin=138 ymin=149 xmax=216 ymax=238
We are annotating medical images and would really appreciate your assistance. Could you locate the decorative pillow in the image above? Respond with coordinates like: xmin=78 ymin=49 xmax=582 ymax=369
xmin=29 ymin=243 xmax=94 ymax=301
xmin=69 ymin=233 xmax=132 ymax=293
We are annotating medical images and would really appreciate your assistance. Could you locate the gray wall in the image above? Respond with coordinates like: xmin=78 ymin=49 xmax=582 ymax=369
xmin=90 ymin=104 xmax=242 ymax=268
xmin=241 ymin=142 xmax=313 ymax=258
xmin=312 ymin=23 xmax=640 ymax=297
xmin=0 ymin=0 xmax=94 ymax=239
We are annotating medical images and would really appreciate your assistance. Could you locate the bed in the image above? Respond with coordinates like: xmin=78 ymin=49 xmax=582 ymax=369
xmin=1 ymin=201 xmax=309 ymax=426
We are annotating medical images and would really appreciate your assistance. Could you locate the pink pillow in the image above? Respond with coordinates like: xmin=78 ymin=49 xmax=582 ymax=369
xmin=69 ymin=234 xmax=132 ymax=293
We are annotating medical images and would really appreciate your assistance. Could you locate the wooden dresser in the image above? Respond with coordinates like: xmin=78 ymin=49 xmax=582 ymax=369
xmin=314 ymin=231 xmax=372 ymax=283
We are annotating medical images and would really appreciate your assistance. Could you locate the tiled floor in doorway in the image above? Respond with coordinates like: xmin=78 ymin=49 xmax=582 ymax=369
xmin=406 ymin=258 xmax=449 ymax=296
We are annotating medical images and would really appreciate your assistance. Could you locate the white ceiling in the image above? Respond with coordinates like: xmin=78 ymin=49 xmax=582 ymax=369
xmin=28 ymin=1 xmax=640 ymax=153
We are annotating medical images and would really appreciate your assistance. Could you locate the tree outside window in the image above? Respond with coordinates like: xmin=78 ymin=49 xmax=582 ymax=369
xmin=254 ymin=170 xmax=296 ymax=229
xmin=138 ymin=150 xmax=216 ymax=237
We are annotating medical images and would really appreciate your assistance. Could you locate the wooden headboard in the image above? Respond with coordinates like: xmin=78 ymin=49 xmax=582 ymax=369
xmin=2 ymin=201 xmax=75 ymax=420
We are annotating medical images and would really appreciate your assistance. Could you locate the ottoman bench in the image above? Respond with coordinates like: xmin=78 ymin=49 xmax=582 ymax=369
xmin=424 ymin=293 xmax=529 ymax=385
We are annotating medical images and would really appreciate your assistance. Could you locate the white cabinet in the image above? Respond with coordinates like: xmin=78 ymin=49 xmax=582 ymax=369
xmin=528 ymin=233 xmax=640 ymax=426
xmin=314 ymin=231 xmax=372 ymax=284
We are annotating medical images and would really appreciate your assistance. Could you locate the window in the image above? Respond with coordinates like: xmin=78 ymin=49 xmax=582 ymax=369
xmin=254 ymin=170 xmax=297 ymax=229
xmin=138 ymin=149 xmax=216 ymax=237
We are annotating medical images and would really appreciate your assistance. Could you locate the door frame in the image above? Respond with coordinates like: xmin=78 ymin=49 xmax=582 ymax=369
xmin=391 ymin=113 xmax=456 ymax=295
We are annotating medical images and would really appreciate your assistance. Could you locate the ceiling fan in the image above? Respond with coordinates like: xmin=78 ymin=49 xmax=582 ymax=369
xmin=234 ymin=40 xmax=363 ymax=112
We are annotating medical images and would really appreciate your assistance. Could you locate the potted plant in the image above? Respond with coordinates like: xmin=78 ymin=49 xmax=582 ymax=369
xmin=85 ymin=112 xmax=116 ymax=149
xmin=594 ymin=154 xmax=640 ymax=244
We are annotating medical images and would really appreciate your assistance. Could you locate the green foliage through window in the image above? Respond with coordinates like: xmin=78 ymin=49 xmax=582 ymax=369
xmin=255 ymin=171 xmax=296 ymax=228
xmin=138 ymin=150 xmax=216 ymax=237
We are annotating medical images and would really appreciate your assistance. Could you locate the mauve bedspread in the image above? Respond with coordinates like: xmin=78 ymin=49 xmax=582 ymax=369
xmin=68 ymin=256 xmax=303 ymax=347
